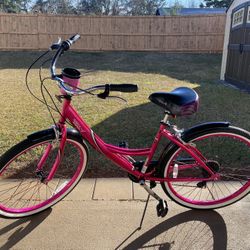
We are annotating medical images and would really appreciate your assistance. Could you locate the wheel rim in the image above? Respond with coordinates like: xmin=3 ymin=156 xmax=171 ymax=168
xmin=164 ymin=132 xmax=250 ymax=208
xmin=0 ymin=139 xmax=86 ymax=214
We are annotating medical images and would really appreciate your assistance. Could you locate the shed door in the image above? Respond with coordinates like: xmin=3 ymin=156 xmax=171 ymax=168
xmin=225 ymin=3 xmax=250 ymax=89
xmin=242 ymin=5 xmax=250 ymax=86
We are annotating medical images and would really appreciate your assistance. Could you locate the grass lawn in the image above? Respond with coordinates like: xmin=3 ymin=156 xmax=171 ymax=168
xmin=0 ymin=51 xmax=249 ymax=177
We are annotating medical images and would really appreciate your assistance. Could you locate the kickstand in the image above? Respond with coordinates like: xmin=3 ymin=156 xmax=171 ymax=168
xmin=114 ymin=194 xmax=150 ymax=250
xmin=138 ymin=193 xmax=150 ymax=230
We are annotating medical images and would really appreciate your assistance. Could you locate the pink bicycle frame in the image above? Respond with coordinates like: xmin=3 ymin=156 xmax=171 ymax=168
xmin=41 ymin=98 xmax=217 ymax=183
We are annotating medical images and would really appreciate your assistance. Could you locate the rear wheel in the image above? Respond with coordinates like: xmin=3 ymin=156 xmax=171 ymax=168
xmin=0 ymin=130 xmax=88 ymax=217
xmin=161 ymin=126 xmax=250 ymax=209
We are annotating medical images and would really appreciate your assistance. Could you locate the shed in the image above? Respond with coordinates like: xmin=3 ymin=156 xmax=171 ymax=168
xmin=220 ymin=0 xmax=250 ymax=91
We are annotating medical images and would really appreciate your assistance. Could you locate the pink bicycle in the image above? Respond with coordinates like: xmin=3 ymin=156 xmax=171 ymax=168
xmin=0 ymin=35 xmax=249 ymax=218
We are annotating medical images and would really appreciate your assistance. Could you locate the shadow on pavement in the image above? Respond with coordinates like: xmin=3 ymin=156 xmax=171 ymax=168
xmin=0 ymin=208 xmax=52 ymax=250
xmin=116 ymin=210 xmax=227 ymax=250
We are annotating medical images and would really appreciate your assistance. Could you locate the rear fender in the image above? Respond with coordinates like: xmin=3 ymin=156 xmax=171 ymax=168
xmin=157 ymin=121 xmax=230 ymax=168
xmin=182 ymin=122 xmax=230 ymax=140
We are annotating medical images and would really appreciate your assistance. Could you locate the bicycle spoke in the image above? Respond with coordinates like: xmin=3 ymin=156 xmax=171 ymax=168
xmin=1 ymin=181 xmax=35 ymax=204
xmin=32 ymin=184 xmax=42 ymax=207
xmin=164 ymin=129 xmax=250 ymax=208
xmin=216 ymin=182 xmax=227 ymax=198
xmin=6 ymin=181 xmax=37 ymax=208
xmin=227 ymin=181 xmax=242 ymax=191
xmin=26 ymin=181 xmax=40 ymax=208
xmin=0 ymin=180 xmax=30 ymax=195
xmin=10 ymin=182 xmax=37 ymax=208
xmin=46 ymin=182 xmax=58 ymax=195
xmin=181 ymin=186 xmax=197 ymax=198
xmin=192 ymin=188 xmax=202 ymax=201
xmin=221 ymin=173 xmax=247 ymax=182
xmin=1 ymin=164 xmax=81 ymax=211
xmin=220 ymin=181 xmax=233 ymax=196
xmin=207 ymin=184 xmax=216 ymax=200
xmin=172 ymin=182 xmax=197 ymax=188
xmin=54 ymin=178 xmax=62 ymax=192
xmin=21 ymin=183 xmax=40 ymax=208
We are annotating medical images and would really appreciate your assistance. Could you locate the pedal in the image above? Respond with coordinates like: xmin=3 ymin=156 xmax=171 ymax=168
xmin=156 ymin=199 xmax=168 ymax=217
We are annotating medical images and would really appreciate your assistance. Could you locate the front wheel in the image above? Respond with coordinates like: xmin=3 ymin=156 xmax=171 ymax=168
xmin=160 ymin=126 xmax=250 ymax=209
xmin=0 ymin=129 xmax=88 ymax=217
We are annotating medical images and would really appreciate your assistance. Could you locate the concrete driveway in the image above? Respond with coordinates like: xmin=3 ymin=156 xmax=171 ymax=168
xmin=0 ymin=178 xmax=249 ymax=250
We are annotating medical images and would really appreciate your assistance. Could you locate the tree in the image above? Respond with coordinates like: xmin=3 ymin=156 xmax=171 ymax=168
xmin=53 ymin=0 xmax=76 ymax=14
xmin=188 ymin=0 xmax=196 ymax=8
xmin=110 ymin=0 xmax=125 ymax=15
xmin=32 ymin=0 xmax=51 ymax=13
xmin=0 ymin=0 xmax=29 ymax=13
xmin=124 ymin=0 xmax=166 ymax=15
xmin=77 ymin=0 xmax=125 ymax=15
xmin=32 ymin=0 xmax=76 ymax=14
xmin=77 ymin=0 xmax=103 ymax=15
xmin=199 ymin=2 xmax=205 ymax=8
xmin=203 ymin=0 xmax=231 ymax=8
xmin=169 ymin=1 xmax=183 ymax=16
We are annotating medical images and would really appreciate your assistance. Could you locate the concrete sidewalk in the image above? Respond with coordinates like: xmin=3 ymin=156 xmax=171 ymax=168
xmin=0 ymin=178 xmax=249 ymax=250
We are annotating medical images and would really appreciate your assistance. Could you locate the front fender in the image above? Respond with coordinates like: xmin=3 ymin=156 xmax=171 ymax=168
xmin=27 ymin=128 xmax=84 ymax=142
xmin=27 ymin=128 xmax=55 ymax=141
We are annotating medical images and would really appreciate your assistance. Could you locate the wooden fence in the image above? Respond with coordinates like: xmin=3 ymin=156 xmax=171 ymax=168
xmin=0 ymin=13 xmax=226 ymax=52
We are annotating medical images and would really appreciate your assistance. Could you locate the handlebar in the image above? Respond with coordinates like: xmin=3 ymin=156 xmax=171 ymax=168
xmin=49 ymin=34 xmax=138 ymax=97
xmin=69 ymin=34 xmax=81 ymax=43
xmin=109 ymin=84 xmax=138 ymax=93
xmin=50 ymin=34 xmax=81 ymax=79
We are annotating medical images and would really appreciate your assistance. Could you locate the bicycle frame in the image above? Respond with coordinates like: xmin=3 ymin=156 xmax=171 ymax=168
xmin=40 ymin=98 xmax=217 ymax=183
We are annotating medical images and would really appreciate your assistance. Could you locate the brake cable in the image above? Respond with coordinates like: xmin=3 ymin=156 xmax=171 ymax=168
xmin=25 ymin=50 xmax=50 ymax=105
xmin=26 ymin=44 xmax=127 ymax=127
xmin=40 ymin=77 xmax=57 ymax=125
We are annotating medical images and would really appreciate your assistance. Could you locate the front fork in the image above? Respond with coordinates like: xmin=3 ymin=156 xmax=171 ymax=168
xmin=36 ymin=124 xmax=67 ymax=183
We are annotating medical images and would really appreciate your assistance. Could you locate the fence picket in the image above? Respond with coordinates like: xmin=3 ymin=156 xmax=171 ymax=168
xmin=0 ymin=14 xmax=226 ymax=52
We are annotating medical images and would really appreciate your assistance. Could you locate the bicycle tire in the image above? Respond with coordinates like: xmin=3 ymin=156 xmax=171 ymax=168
xmin=0 ymin=129 xmax=88 ymax=218
xmin=160 ymin=126 xmax=250 ymax=209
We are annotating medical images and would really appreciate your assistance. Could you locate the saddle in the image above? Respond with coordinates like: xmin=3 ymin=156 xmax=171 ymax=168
xmin=149 ymin=87 xmax=199 ymax=116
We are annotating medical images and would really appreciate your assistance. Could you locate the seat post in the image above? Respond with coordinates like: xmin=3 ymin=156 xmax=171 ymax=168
xmin=162 ymin=113 xmax=169 ymax=124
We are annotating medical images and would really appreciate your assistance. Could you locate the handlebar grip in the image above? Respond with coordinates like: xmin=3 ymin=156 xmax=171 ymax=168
xmin=69 ymin=34 xmax=81 ymax=43
xmin=109 ymin=84 xmax=138 ymax=93
xmin=61 ymin=34 xmax=81 ymax=51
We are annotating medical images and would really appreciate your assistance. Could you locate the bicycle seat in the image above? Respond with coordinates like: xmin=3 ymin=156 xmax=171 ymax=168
xmin=149 ymin=87 xmax=199 ymax=116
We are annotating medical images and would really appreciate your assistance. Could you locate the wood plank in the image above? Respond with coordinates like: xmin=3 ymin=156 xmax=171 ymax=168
xmin=0 ymin=14 xmax=226 ymax=52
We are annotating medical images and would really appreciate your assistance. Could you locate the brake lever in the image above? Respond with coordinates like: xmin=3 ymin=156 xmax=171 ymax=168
xmin=50 ymin=37 xmax=62 ymax=50
xmin=97 ymin=84 xmax=127 ymax=102
xmin=97 ymin=84 xmax=110 ymax=99
xmin=107 ymin=96 xmax=127 ymax=103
